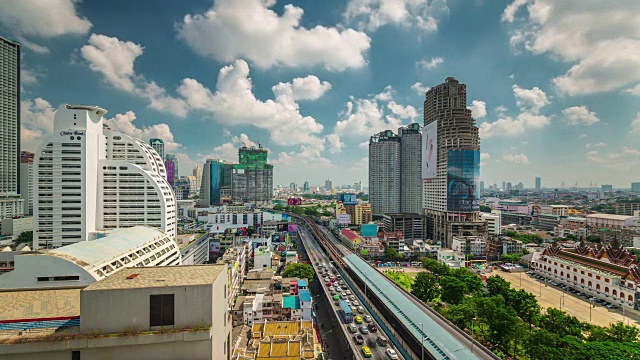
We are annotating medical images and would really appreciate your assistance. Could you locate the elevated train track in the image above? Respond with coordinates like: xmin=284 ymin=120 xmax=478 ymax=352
xmin=288 ymin=213 xmax=498 ymax=360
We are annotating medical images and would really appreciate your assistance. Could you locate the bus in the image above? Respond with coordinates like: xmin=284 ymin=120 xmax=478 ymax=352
xmin=338 ymin=300 xmax=354 ymax=323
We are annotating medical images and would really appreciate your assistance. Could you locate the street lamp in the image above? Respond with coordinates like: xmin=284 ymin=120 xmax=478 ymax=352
xmin=590 ymin=299 xmax=594 ymax=321
xmin=471 ymin=317 xmax=477 ymax=355
xmin=420 ymin=322 xmax=424 ymax=360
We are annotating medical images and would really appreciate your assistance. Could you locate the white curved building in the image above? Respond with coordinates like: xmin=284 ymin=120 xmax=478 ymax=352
xmin=34 ymin=105 xmax=176 ymax=248
xmin=0 ymin=226 xmax=180 ymax=290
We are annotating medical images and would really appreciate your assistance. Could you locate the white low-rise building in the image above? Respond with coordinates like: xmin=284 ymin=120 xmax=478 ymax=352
xmin=531 ymin=241 xmax=640 ymax=311
xmin=178 ymin=233 xmax=209 ymax=265
xmin=437 ymin=249 xmax=465 ymax=268
xmin=451 ymin=236 xmax=486 ymax=257
xmin=481 ymin=212 xmax=502 ymax=235
xmin=0 ymin=216 xmax=33 ymax=239
xmin=0 ymin=226 xmax=180 ymax=290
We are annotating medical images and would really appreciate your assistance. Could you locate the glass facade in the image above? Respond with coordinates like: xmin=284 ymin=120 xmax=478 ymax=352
xmin=446 ymin=150 xmax=480 ymax=212
xmin=209 ymin=161 xmax=222 ymax=205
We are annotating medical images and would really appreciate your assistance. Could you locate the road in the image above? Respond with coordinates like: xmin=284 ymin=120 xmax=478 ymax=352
xmin=317 ymin=225 xmax=496 ymax=360
xmin=300 ymin=227 xmax=401 ymax=360
xmin=488 ymin=270 xmax=640 ymax=328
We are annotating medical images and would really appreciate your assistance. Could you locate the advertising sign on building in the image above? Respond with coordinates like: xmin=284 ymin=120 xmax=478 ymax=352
xmin=339 ymin=193 xmax=358 ymax=205
xmin=287 ymin=198 xmax=302 ymax=205
xmin=276 ymin=223 xmax=288 ymax=232
xmin=337 ymin=214 xmax=351 ymax=224
xmin=446 ymin=150 xmax=480 ymax=212
xmin=288 ymin=224 xmax=298 ymax=233
xmin=422 ymin=120 xmax=438 ymax=180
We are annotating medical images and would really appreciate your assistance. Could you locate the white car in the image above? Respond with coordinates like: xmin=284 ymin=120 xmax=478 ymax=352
xmin=352 ymin=300 xmax=360 ymax=307
xmin=386 ymin=348 xmax=399 ymax=359
xmin=364 ymin=315 xmax=372 ymax=323
xmin=346 ymin=290 xmax=352 ymax=295
xmin=329 ymin=286 xmax=335 ymax=292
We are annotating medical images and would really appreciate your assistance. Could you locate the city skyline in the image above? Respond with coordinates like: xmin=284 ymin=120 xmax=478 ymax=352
xmin=2 ymin=0 xmax=640 ymax=187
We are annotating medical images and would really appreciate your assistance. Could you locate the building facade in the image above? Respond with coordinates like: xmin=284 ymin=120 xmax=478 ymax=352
xmin=369 ymin=130 xmax=401 ymax=215
xmin=423 ymin=77 xmax=486 ymax=247
xmin=230 ymin=146 xmax=273 ymax=204
xmin=615 ymin=200 xmax=640 ymax=216
xmin=149 ymin=138 xmax=164 ymax=162
xmin=20 ymin=151 xmax=34 ymax=215
xmin=399 ymin=123 xmax=423 ymax=214
xmin=535 ymin=177 xmax=541 ymax=191
xmin=33 ymin=105 xmax=176 ymax=248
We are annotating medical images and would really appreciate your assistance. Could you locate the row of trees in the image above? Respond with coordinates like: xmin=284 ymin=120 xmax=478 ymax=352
xmin=281 ymin=262 xmax=315 ymax=282
xmin=407 ymin=258 xmax=640 ymax=359
xmin=272 ymin=204 xmax=333 ymax=217
xmin=503 ymin=230 xmax=544 ymax=245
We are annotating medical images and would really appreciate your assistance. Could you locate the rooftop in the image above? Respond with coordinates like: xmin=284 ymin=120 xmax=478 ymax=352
xmin=83 ymin=265 xmax=225 ymax=291
xmin=299 ymin=289 xmax=311 ymax=302
xmin=0 ymin=289 xmax=80 ymax=321
xmin=46 ymin=226 xmax=168 ymax=267
xmin=340 ymin=229 xmax=360 ymax=241
xmin=297 ymin=279 xmax=307 ymax=287
xmin=586 ymin=213 xmax=638 ymax=221
xmin=252 ymin=321 xmax=313 ymax=338
xmin=282 ymin=295 xmax=300 ymax=310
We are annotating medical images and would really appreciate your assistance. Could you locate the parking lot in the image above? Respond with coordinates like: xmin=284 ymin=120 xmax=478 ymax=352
xmin=488 ymin=270 xmax=640 ymax=328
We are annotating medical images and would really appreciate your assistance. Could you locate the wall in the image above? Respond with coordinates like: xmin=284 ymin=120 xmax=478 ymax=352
xmin=0 ymin=254 xmax=95 ymax=290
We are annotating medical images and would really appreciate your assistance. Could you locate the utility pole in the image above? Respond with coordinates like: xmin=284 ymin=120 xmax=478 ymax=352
xmin=420 ymin=322 xmax=424 ymax=360
xmin=471 ymin=317 xmax=477 ymax=355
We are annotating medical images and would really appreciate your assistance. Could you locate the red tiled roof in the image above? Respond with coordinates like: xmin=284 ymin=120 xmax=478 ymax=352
xmin=340 ymin=229 xmax=359 ymax=242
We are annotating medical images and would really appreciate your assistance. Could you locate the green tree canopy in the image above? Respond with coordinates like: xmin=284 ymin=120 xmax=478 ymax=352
xmin=384 ymin=246 xmax=403 ymax=260
xmin=421 ymin=258 xmax=450 ymax=277
xmin=282 ymin=263 xmax=315 ymax=282
xmin=16 ymin=231 xmax=33 ymax=245
xmin=439 ymin=276 xmax=466 ymax=305
xmin=412 ymin=272 xmax=441 ymax=302
xmin=449 ymin=268 xmax=484 ymax=294
xmin=486 ymin=275 xmax=511 ymax=297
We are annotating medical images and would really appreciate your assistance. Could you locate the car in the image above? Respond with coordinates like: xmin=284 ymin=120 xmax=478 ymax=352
xmin=367 ymin=338 xmax=377 ymax=348
xmin=353 ymin=333 xmax=365 ymax=344
xmin=362 ymin=346 xmax=372 ymax=358
xmin=376 ymin=336 xmax=389 ymax=346
xmin=349 ymin=295 xmax=356 ymax=301
xmin=331 ymin=278 xmax=337 ymax=282
xmin=342 ymin=285 xmax=348 ymax=290
xmin=360 ymin=325 xmax=370 ymax=334
xmin=346 ymin=290 xmax=352 ymax=295
xmin=357 ymin=306 xmax=365 ymax=314
xmin=355 ymin=316 xmax=363 ymax=324
xmin=348 ymin=324 xmax=358 ymax=333
xmin=352 ymin=300 xmax=360 ymax=307
xmin=326 ymin=282 xmax=332 ymax=287
xmin=339 ymin=280 xmax=345 ymax=285
xmin=368 ymin=323 xmax=378 ymax=332
xmin=386 ymin=348 xmax=399 ymax=359
xmin=364 ymin=315 xmax=372 ymax=323
xmin=345 ymin=300 xmax=351 ymax=305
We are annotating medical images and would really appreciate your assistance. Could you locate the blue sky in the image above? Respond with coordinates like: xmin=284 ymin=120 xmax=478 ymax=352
xmin=3 ymin=0 xmax=640 ymax=188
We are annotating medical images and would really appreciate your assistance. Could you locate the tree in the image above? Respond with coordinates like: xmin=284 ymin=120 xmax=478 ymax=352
xmin=601 ymin=321 xmax=640 ymax=342
xmin=439 ymin=276 xmax=466 ymax=305
xmin=422 ymin=258 xmax=450 ymax=277
xmin=538 ymin=308 xmax=586 ymax=339
xmin=507 ymin=289 xmax=540 ymax=330
xmin=486 ymin=275 xmax=511 ymax=297
xmin=450 ymin=268 xmax=484 ymax=294
xmin=246 ymin=227 xmax=255 ymax=236
xmin=501 ymin=253 xmax=522 ymax=263
xmin=412 ymin=272 xmax=441 ymax=302
xmin=282 ymin=263 xmax=315 ymax=282
xmin=386 ymin=271 xmax=414 ymax=291
xmin=523 ymin=329 xmax=566 ymax=360
xmin=384 ymin=246 xmax=403 ymax=260
xmin=273 ymin=204 xmax=284 ymax=211
xmin=16 ymin=231 xmax=33 ymax=244
xmin=480 ymin=205 xmax=491 ymax=213
xmin=474 ymin=295 xmax=520 ymax=351
xmin=441 ymin=299 xmax=476 ymax=330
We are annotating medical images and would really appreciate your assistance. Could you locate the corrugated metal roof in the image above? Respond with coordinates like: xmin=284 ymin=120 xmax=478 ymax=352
xmin=344 ymin=254 xmax=480 ymax=360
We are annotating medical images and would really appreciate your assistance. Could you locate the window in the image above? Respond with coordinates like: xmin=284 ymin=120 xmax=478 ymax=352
xmin=37 ymin=276 xmax=80 ymax=282
xmin=72 ymin=350 xmax=80 ymax=360
xmin=150 ymin=294 xmax=174 ymax=326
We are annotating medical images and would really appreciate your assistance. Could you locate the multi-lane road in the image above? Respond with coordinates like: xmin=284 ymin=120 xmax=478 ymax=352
xmin=300 ymin=227 xmax=403 ymax=360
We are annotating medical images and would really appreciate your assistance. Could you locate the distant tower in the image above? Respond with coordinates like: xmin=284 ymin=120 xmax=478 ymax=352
xmin=398 ymin=123 xmax=422 ymax=214
xmin=369 ymin=130 xmax=401 ymax=215
xmin=535 ymin=177 xmax=541 ymax=191
xmin=149 ymin=138 xmax=164 ymax=161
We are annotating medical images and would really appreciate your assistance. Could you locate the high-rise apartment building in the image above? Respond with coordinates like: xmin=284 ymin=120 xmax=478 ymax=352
xmin=164 ymin=155 xmax=176 ymax=187
xmin=399 ymin=123 xmax=422 ymax=214
xmin=231 ymin=145 xmax=273 ymax=204
xmin=200 ymin=159 xmax=224 ymax=207
xmin=165 ymin=153 xmax=179 ymax=178
xmin=479 ymin=181 xmax=485 ymax=192
xmin=20 ymin=151 xmax=34 ymax=215
xmin=369 ymin=130 xmax=401 ymax=215
xmin=632 ymin=182 xmax=640 ymax=193
xmin=602 ymin=184 xmax=613 ymax=192
xmin=325 ymin=179 xmax=333 ymax=191
xmin=303 ymin=181 xmax=310 ymax=192
xmin=149 ymin=138 xmax=164 ymax=161
xmin=193 ymin=164 xmax=202 ymax=192
xmin=535 ymin=177 xmax=541 ymax=191
xmin=34 ymin=105 xmax=176 ymax=248
xmin=422 ymin=77 xmax=486 ymax=247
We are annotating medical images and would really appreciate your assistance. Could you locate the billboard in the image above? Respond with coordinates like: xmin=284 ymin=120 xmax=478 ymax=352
xmin=361 ymin=224 xmax=378 ymax=237
xmin=337 ymin=214 xmax=351 ymax=224
xmin=422 ymin=120 xmax=438 ymax=180
xmin=447 ymin=150 xmax=480 ymax=212
xmin=288 ymin=223 xmax=298 ymax=233
xmin=276 ymin=223 xmax=288 ymax=232
xmin=339 ymin=193 xmax=358 ymax=206
xmin=287 ymin=198 xmax=302 ymax=205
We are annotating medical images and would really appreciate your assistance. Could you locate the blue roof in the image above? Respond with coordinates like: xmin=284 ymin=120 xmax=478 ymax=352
xmin=344 ymin=254 xmax=480 ymax=360
xmin=339 ymin=300 xmax=352 ymax=314
xmin=297 ymin=279 xmax=307 ymax=287
xmin=282 ymin=295 xmax=300 ymax=310
xmin=299 ymin=289 xmax=311 ymax=302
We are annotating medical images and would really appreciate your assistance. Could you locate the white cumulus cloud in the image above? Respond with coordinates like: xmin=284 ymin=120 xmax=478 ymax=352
xmin=469 ymin=100 xmax=487 ymax=119
xmin=631 ymin=112 xmax=640 ymax=133
xmin=561 ymin=106 xmax=600 ymax=126
xmin=107 ymin=111 xmax=181 ymax=152
xmin=417 ymin=57 xmax=444 ymax=70
xmin=502 ymin=153 xmax=529 ymax=164
xmin=512 ymin=84 xmax=549 ymax=114
xmin=411 ymin=82 xmax=430 ymax=95
xmin=177 ymin=0 xmax=371 ymax=71
xmin=0 ymin=0 xmax=91 ymax=38
xmin=344 ymin=0 xmax=448 ymax=32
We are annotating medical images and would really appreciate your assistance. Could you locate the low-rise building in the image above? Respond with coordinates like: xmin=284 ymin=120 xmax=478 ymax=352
xmin=253 ymin=246 xmax=273 ymax=270
xmin=481 ymin=212 xmax=501 ymax=235
xmin=380 ymin=231 xmax=404 ymax=254
xmin=382 ymin=213 xmax=423 ymax=240
xmin=178 ymin=233 xmax=209 ymax=265
xmin=502 ymin=238 xmax=523 ymax=254
xmin=340 ymin=229 xmax=362 ymax=249
xmin=451 ymin=236 xmax=486 ymax=257
xmin=0 ymin=265 xmax=231 ymax=360
xmin=437 ymin=249 xmax=465 ymax=268
xmin=240 ymin=321 xmax=316 ymax=360
xmin=537 ymin=213 xmax=562 ymax=231
xmin=586 ymin=213 xmax=638 ymax=230
xmin=0 ymin=226 xmax=180 ymax=290
xmin=0 ymin=216 xmax=32 ymax=240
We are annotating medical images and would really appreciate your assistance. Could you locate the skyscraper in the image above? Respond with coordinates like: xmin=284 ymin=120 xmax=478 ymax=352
xmin=535 ymin=177 xmax=541 ymax=191
xmin=20 ymin=151 xmax=34 ymax=215
xmin=199 ymin=159 xmax=223 ymax=207
xmin=324 ymin=179 xmax=333 ymax=191
xmin=193 ymin=164 xmax=202 ymax=193
xmin=231 ymin=145 xmax=273 ymax=203
xmin=479 ymin=181 xmax=485 ymax=192
xmin=632 ymin=182 xmax=640 ymax=193
xmin=34 ymin=105 xmax=176 ymax=248
xmin=369 ymin=130 xmax=401 ymax=215
xmin=165 ymin=154 xmax=178 ymax=178
xmin=149 ymin=138 xmax=164 ymax=161
xmin=164 ymin=156 xmax=176 ymax=187
xmin=422 ymin=77 xmax=486 ymax=247
xmin=399 ymin=123 xmax=422 ymax=214
xmin=303 ymin=181 xmax=310 ymax=192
